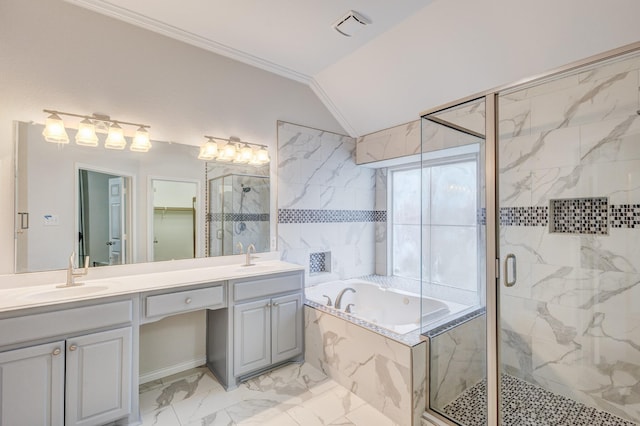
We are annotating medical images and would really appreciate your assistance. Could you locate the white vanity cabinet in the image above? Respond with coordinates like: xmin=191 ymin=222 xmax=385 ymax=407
xmin=207 ymin=270 xmax=304 ymax=387
xmin=0 ymin=298 xmax=135 ymax=426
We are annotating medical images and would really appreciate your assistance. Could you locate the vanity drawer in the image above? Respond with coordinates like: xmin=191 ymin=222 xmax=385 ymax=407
xmin=0 ymin=299 xmax=132 ymax=348
xmin=145 ymin=285 xmax=225 ymax=318
xmin=233 ymin=272 xmax=302 ymax=302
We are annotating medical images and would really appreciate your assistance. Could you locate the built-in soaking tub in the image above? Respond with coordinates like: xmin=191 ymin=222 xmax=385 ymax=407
xmin=305 ymin=279 xmax=451 ymax=335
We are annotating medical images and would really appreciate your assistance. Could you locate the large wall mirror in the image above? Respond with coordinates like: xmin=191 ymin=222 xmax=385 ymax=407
xmin=14 ymin=121 xmax=272 ymax=273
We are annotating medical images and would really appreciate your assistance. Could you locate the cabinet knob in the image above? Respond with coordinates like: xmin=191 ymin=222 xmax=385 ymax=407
xmin=52 ymin=348 xmax=61 ymax=356
xmin=185 ymin=297 xmax=192 ymax=304
xmin=272 ymin=302 xmax=279 ymax=307
xmin=68 ymin=344 xmax=78 ymax=352
xmin=265 ymin=303 xmax=272 ymax=308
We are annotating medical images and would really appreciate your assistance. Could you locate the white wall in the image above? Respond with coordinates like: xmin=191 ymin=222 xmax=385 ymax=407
xmin=0 ymin=0 xmax=345 ymax=274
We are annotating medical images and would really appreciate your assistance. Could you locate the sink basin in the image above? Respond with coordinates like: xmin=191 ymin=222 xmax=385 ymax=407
xmin=22 ymin=285 xmax=109 ymax=301
xmin=235 ymin=264 xmax=277 ymax=274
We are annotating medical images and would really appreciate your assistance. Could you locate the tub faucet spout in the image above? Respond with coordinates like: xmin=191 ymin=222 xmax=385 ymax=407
xmin=335 ymin=287 xmax=355 ymax=310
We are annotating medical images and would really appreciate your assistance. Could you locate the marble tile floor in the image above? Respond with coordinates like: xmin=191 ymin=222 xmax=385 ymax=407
xmin=139 ymin=362 xmax=401 ymax=426
xmin=441 ymin=374 xmax=638 ymax=426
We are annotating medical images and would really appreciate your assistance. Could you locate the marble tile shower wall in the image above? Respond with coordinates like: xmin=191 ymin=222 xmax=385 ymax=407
xmin=498 ymin=55 xmax=640 ymax=423
xmin=277 ymin=121 xmax=378 ymax=282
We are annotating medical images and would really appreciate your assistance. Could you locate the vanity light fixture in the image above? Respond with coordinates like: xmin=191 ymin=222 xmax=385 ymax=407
xmin=199 ymin=135 xmax=270 ymax=166
xmin=130 ymin=126 xmax=152 ymax=152
xmin=75 ymin=118 xmax=99 ymax=147
xmin=42 ymin=109 xmax=151 ymax=151
xmin=198 ymin=138 xmax=219 ymax=160
xmin=104 ymin=123 xmax=127 ymax=150
xmin=42 ymin=112 xmax=69 ymax=144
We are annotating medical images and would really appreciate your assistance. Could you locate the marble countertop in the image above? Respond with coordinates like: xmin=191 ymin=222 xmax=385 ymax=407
xmin=0 ymin=255 xmax=304 ymax=314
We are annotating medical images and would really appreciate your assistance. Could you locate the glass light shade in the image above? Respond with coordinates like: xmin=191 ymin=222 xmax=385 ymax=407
xmin=42 ymin=113 xmax=69 ymax=144
xmin=240 ymin=145 xmax=253 ymax=163
xmin=130 ymin=127 xmax=151 ymax=152
xmin=248 ymin=152 xmax=262 ymax=165
xmin=216 ymin=143 xmax=235 ymax=162
xmin=256 ymin=147 xmax=270 ymax=164
xmin=198 ymin=140 xmax=218 ymax=160
xmin=104 ymin=123 xmax=126 ymax=150
xmin=75 ymin=118 xmax=99 ymax=147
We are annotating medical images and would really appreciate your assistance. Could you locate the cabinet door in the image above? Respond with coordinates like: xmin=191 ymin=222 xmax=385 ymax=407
xmin=0 ymin=341 xmax=64 ymax=426
xmin=66 ymin=327 xmax=132 ymax=426
xmin=234 ymin=299 xmax=271 ymax=376
xmin=271 ymin=293 xmax=303 ymax=364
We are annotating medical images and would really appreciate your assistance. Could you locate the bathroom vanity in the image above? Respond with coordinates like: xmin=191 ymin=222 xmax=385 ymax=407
xmin=0 ymin=256 xmax=304 ymax=426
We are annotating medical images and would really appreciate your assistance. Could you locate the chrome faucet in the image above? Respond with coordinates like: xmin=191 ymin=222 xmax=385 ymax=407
xmin=245 ymin=243 xmax=256 ymax=266
xmin=58 ymin=252 xmax=89 ymax=288
xmin=236 ymin=242 xmax=244 ymax=254
xmin=335 ymin=287 xmax=355 ymax=310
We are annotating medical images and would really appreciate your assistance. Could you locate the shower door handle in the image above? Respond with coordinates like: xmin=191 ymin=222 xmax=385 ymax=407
xmin=504 ymin=254 xmax=517 ymax=287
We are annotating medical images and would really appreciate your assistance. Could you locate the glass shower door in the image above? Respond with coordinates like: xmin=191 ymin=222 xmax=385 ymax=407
xmin=497 ymin=50 xmax=640 ymax=425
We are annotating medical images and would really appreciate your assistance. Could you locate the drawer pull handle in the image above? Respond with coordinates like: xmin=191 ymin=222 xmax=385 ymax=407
xmin=68 ymin=344 xmax=78 ymax=352
xmin=52 ymin=348 xmax=61 ymax=356
xmin=185 ymin=297 xmax=192 ymax=304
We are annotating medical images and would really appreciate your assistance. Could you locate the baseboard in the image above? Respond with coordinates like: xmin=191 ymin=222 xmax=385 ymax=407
xmin=139 ymin=357 xmax=207 ymax=384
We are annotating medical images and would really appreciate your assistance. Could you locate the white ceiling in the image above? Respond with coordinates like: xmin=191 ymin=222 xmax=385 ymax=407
xmin=65 ymin=0 xmax=430 ymax=80
xmin=65 ymin=0 xmax=640 ymax=137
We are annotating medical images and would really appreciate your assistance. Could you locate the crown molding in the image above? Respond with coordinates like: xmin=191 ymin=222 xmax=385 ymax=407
xmin=65 ymin=0 xmax=358 ymax=137
xmin=309 ymin=78 xmax=358 ymax=137
xmin=64 ymin=0 xmax=312 ymax=85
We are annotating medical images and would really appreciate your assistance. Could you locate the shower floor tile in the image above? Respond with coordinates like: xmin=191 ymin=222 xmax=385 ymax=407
xmin=440 ymin=374 xmax=638 ymax=426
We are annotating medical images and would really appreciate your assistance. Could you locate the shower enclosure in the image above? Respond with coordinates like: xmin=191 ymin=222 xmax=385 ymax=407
xmin=422 ymin=45 xmax=640 ymax=425
xmin=208 ymin=173 xmax=270 ymax=257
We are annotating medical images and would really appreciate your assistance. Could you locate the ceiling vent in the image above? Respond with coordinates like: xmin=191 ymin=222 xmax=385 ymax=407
xmin=333 ymin=10 xmax=369 ymax=37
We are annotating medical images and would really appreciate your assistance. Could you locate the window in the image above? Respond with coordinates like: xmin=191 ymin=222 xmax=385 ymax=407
xmin=390 ymin=154 xmax=479 ymax=296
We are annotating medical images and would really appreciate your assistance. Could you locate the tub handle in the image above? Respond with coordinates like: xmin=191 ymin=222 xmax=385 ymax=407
xmin=345 ymin=303 xmax=355 ymax=314
xmin=504 ymin=253 xmax=517 ymax=287
xmin=322 ymin=295 xmax=333 ymax=307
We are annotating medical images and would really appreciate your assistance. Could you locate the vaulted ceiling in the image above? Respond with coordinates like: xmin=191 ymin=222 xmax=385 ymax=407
xmin=66 ymin=0 xmax=640 ymax=136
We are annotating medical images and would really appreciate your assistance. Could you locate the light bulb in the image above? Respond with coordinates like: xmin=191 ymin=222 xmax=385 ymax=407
xmin=75 ymin=118 xmax=98 ymax=147
xmin=198 ymin=139 xmax=218 ymax=160
xmin=104 ymin=123 xmax=126 ymax=150
xmin=42 ymin=113 xmax=69 ymax=144
xmin=130 ymin=126 xmax=151 ymax=152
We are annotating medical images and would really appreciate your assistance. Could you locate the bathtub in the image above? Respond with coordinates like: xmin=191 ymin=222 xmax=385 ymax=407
xmin=305 ymin=279 xmax=450 ymax=335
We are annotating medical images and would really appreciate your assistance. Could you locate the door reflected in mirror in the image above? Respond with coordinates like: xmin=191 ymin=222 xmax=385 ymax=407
xmin=151 ymin=179 xmax=198 ymax=262
xmin=78 ymin=169 xmax=132 ymax=267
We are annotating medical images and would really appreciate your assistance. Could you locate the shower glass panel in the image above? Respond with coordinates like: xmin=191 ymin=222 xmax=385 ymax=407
xmin=421 ymin=98 xmax=487 ymax=424
xmin=208 ymin=173 xmax=270 ymax=256
xmin=497 ymin=50 xmax=640 ymax=425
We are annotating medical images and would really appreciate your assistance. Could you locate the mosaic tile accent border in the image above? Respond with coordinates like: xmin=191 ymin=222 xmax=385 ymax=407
xmin=611 ymin=204 xmax=640 ymax=229
xmin=309 ymin=252 xmax=328 ymax=273
xmin=499 ymin=206 xmax=549 ymax=226
xmin=441 ymin=374 xmax=637 ymax=426
xmin=278 ymin=209 xmax=387 ymax=224
xmin=551 ymin=197 xmax=608 ymax=235
xmin=207 ymin=213 xmax=270 ymax=222
xmin=422 ymin=307 xmax=486 ymax=338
